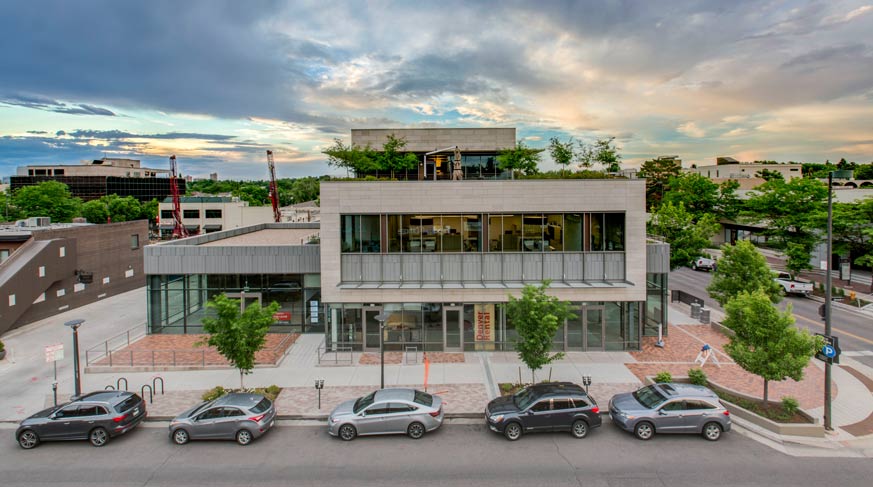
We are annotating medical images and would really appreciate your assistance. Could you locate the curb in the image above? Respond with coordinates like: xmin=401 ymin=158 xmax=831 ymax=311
xmin=141 ymin=412 xmax=486 ymax=423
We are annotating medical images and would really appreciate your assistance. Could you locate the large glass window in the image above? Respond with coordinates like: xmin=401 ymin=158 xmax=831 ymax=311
xmin=545 ymin=214 xmax=563 ymax=251
xmin=401 ymin=215 xmax=420 ymax=252
xmin=341 ymin=215 xmax=360 ymax=252
xmin=564 ymin=213 xmax=583 ymax=251
xmin=441 ymin=215 xmax=464 ymax=252
xmin=605 ymin=213 xmax=625 ymax=251
xmin=589 ymin=213 xmax=603 ymax=251
xmin=360 ymin=215 xmax=381 ymax=253
xmin=502 ymin=214 xmax=521 ymax=251
xmin=463 ymin=215 xmax=482 ymax=252
xmin=387 ymin=215 xmax=402 ymax=252
xmin=488 ymin=215 xmax=503 ymax=252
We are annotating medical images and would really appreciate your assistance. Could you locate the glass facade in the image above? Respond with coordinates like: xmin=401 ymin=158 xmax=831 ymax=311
xmin=147 ymin=274 xmax=323 ymax=334
xmin=645 ymin=272 xmax=669 ymax=337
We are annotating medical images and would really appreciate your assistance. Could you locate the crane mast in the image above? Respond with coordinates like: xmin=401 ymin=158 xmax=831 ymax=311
xmin=169 ymin=155 xmax=189 ymax=239
xmin=266 ymin=150 xmax=281 ymax=223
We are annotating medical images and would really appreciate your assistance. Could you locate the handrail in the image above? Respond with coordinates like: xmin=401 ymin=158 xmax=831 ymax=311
xmin=85 ymin=323 xmax=148 ymax=366
xmin=318 ymin=345 xmax=353 ymax=365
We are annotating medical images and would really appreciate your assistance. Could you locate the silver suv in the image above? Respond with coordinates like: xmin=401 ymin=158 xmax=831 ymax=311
xmin=609 ymin=383 xmax=731 ymax=441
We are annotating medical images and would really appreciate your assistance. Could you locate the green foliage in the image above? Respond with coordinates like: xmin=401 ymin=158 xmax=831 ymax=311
xmin=687 ymin=368 xmax=707 ymax=386
xmin=648 ymin=201 xmax=720 ymax=269
xmin=829 ymin=197 xmax=873 ymax=270
xmin=755 ymin=169 xmax=784 ymax=181
xmin=654 ymin=371 xmax=673 ymax=383
xmin=81 ymin=199 xmax=110 ymax=224
xmin=781 ymin=396 xmax=800 ymax=415
xmin=663 ymin=173 xmax=740 ymax=221
xmin=638 ymin=156 xmax=681 ymax=210
xmin=1 ymin=189 xmax=22 ymax=222
xmin=12 ymin=181 xmax=82 ymax=222
xmin=548 ymin=137 xmax=575 ymax=176
xmin=379 ymin=134 xmax=419 ymax=178
xmin=592 ymin=137 xmax=622 ymax=172
xmin=233 ymin=184 xmax=270 ymax=206
xmin=505 ymin=281 xmax=575 ymax=381
xmin=140 ymin=198 xmax=160 ymax=222
xmin=202 ymin=385 xmax=227 ymax=402
xmin=0 ymin=340 xmax=5 ymax=352
xmin=722 ymin=290 xmax=821 ymax=402
xmin=517 ymin=170 xmax=614 ymax=179
xmin=714 ymin=389 xmax=807 ymax=423
xmin=707 ymin=240 xmax=782 ymax=306
xmin=498 ymin=141 xmax=542 ymax=179
xmin=263 ymin=384 xmax=281 ymax=399
xmin=854 ymin=163 xmax=873 ymax=180
xmin=200 ymin=294 xmax=281 ymax=388
xmin=322 ymin=138 xmax=380 ymax=175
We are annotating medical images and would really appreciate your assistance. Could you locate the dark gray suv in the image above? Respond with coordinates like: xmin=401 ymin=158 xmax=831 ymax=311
xmin=485 ymin=382 xmax=602 ymax=441
xmin=16 ymin=391 xmax=146 ymax=449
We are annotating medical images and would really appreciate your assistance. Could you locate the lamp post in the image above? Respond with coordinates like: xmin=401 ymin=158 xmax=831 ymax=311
xmin=374 ymin=312 xmax=389 ymax=389
xmin=64 ymin=319 xmax=85 ymax=398
xmin=824 ymin=172 xmax=833 ymax=431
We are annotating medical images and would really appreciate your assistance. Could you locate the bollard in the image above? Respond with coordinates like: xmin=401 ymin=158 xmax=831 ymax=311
xmin=690 ymin=302 xmax=701 ymax=319
xmin=699 ymin=308 xmax=711 ymax=324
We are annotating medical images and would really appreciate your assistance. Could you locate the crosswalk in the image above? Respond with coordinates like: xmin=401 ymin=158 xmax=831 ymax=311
xmin=843 ymin=351 xmax=873 ymax=357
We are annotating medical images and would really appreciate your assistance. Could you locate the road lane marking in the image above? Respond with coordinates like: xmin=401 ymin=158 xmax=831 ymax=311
xmin=793 ymin=313 xmax=873 ymax=346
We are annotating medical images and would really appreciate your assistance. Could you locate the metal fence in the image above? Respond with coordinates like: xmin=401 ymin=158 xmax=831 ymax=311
xmin=671 ymin=289 xmax=705 ymax=307
xmin=85 ymin=323 xmax=148 ymax=366
xmin=317 ymin=345 xmax=354 ymax=365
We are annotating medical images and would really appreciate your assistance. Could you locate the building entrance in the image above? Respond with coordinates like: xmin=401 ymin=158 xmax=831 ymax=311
xmin=565 ymin=305 xmax=605 ymax=351
xmin=362 ymin=306 xmax=383 ymax=351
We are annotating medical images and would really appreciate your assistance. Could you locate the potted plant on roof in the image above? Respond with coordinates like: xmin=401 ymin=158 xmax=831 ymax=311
xmin=0 ymin=340 xmax=6 ymax=360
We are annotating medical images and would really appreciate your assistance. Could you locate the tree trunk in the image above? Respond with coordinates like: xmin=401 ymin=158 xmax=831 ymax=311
xmin=531 ymin=368 xmax=536 ymax=384
xmin=763 ymin=379 xmax=769 ymax=403
xmin=240 ymin=369 xmax=244 ymax=389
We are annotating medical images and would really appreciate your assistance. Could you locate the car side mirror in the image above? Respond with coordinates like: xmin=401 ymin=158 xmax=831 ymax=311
xmin=658 ymin=410 xmax=666 ymax=415
xmin=526 ymin=410 xmax=534 ymax=415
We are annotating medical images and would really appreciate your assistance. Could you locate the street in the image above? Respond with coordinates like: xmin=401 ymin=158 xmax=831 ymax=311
xmin=1 ymin=422 xmax=872 ymax=487
xmin=670 ymin=268 xmax=873 ymax=369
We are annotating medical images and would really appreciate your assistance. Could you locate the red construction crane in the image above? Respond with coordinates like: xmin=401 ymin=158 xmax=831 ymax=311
xmin=266 ymin=150 xmax=281 ymax=223
xmin=169 ymin=155 xmax=189 ymax=239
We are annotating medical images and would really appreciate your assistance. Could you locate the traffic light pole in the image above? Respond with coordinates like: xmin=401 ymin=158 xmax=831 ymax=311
xmin=824 ymin=172 xmax=833 ymax=431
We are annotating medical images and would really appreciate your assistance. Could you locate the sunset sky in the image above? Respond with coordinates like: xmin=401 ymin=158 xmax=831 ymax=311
xmin=1 ymin=0 xmax=872 ymax=180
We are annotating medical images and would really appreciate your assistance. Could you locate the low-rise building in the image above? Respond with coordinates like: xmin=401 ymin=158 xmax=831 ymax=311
xmin=157 ymin=196 xmax=275 ymax=238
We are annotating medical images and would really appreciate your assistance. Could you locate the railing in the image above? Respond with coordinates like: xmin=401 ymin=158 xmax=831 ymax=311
xmin=85 ymin=323 xmax=148 ymax=366
xmin=87 ymin=333 xmax=296 ymax=368
xmin=317 ymin=345 xmax=354 ymax=365
xmin=671 ymin=289 xmax=705 ymax=307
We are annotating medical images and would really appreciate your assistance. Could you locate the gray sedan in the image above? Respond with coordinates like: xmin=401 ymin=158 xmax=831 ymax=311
xmin=328 ymin=388 xmax=444 ymax=441
xmin=169 ymin=393 xmax=276 ymax=445
xmin=609 ymin=383 xmax=731 ymax=441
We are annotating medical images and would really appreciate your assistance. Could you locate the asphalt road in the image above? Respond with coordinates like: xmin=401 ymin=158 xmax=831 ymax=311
xmin=1 ymin=422 xmax=872 ymax=487
xmin=670 ymin=268 xmax=873 ymax=368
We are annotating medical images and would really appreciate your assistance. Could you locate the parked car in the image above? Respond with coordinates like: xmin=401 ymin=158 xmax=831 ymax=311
xmin=328 ymin=388 xmax=443 ymax=441
xmin=774 ymin=272 xmax=813 ymax=296
xmin=609 ymin=383 xmax=730 ymax=441
xmin=169 ymin=392 xmax=276 ymax=446
xmin=485 ymin=382 xmax=602 ymax=441
xmin=16 ymin=391 xmax=146 ymax=449
xmin=691 ymin=257 xmax=716 ymax=272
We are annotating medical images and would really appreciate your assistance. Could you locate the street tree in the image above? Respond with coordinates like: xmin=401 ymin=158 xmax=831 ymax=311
xmin=707 ymin=240 xmax=782 ymax=306
xmin=854 ymin=163 xmax=873 ymax=180
xmin=504 ymin=281 xmax=576 ymax=382
xmin=575 ymin=140 xmax=594 ymax=169
xmin=200 ymin=294 xmax=280 ymax=388
xmin=638 ymin=156 xmax=681 ymax=210
xmin=755 ymin=168 xmax=784 ymax=181
xmin=12 ymin=181 xmax=82 ymax=222
xmin=744 ymin=178 xmax=828 ymax=274
xmin=378 ymin=134 xmax=419 ymax=178
xmin=498 ymin=141 xmax=542 ymax=179
xmin=81 ymin=199 xmax=110 ymax=223
xmin=663 ymin=173 xmax=740 ymax=221
xmin=648 ymin=201 xmax=720 ymax=269
xmin=722 ymin=290 xmax=821 ymax=402
xmin=548 ymin=137 xmax=575 ymax=177
xmin=322 ymin=138 xmax=379 ymax=176
xmin=140 ymin=198 xmax=160 ymax=223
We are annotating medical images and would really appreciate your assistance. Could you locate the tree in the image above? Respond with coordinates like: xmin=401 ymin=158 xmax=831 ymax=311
xmin=289 ymin=177 xmax=321 ymax=204
xmin=707 ymin=240 xmax=782 ymax=306
xmin=12 ymin=181 xmax=82 ymax=222
xmin=663 ymin=173 xmax=739 ymax=221
xmin=140 ymin=198 xmax=160 ymax=223
xmin=79 ymin=195 xmax=144 ymax=223
xmin=755 ymin=168 xmax=784 ymax=181
xmin=744 ymin=178 xmax=828 ymax=274
xmin=234 ymin=184 xmax=270 ymax=206
xmin=322 ymin=138 xmax=379 ymax=177
xmin=498 ymin=141 xmax=542 ymax=179
xmin=81 ymin=199 xmax=110 ymax=223
xmin=854 ymin=163 xmax=873 ymax=180
xmin=575 ymin=140 xmax=594 ymax=169
xmin=638 ymin=156 xmax=681 ymax=210
xmin=722 ymin=290 xmax=821 ymax=402
xmin=648 ymin=201 xmax=720 ymax=269
xmin=1 ymin=188 xmax=23 ymax=222
xmin=593 ymin=137 xmax=621 ymax=172
xmin=548 ymin=137 xmax=575 ymax=176
xmin=378 ymin=134 xmax=419 ymax=178
xmin=504 ymin=281 xmax=575 ymax=382
xmin=200 ymin=294 xmax=280 ymax=388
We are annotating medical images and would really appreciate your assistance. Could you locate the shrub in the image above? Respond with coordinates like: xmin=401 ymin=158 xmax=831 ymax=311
xmin=781 ymin=396 xmax=800 ymax=416
xmin=202 ymin=386 xmax=227 ymax=402
xmin=654 ymin=371 xmax=673 ymax=383
xmin=688 ymin=368 xmax=707 ymax=386
xmin=0 ymin=340 xmax=5 ymax=352
xmin=259 ymin=385 xmax=281 ymax=401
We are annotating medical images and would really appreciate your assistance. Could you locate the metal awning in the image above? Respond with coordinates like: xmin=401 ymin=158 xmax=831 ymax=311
xmin=203 ymin=224 xmax=222 ymax=231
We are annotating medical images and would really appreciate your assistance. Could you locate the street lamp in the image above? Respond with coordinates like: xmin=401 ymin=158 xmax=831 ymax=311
xmin=374 ymin=312 xmax=389 ymax=389
xmin=64 ymin=319 xmax=85 ymax=398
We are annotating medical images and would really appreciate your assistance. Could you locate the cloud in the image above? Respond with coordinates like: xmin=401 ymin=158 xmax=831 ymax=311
xmin=63 ymin=129 xmax=237 ymax=141
xmin=677 ymin=122 xmax=706 ymax=138
xmin=0 ymin=94 xmax=116 ymax=116
xmin=821 ymin=5 xmax=873 ymax=26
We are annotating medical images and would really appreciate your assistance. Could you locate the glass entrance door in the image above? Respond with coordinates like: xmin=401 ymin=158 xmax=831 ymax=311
xmin=363 ymin=307 xmax=383 ymax=351
xmin=444 ymin=307 xmax=463 ymax=352
xmin=584 ymin=306 xmax=605 ymax=350
xmin=566 ymin=312 xmax=584 ymax=351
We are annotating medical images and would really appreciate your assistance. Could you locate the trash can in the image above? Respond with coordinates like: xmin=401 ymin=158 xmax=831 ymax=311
xmin=690 ymin=302 xmax=701 ymax=319
xmin=699 ymin=308 xmax=711 ymax=324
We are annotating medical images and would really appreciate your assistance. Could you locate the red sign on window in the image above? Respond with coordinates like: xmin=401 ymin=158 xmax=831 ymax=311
xmin=273 ymin=311 xmax=291 ymax=322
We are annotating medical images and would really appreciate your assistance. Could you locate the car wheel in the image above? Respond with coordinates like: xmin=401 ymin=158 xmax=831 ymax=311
xmin=571 ymin=419 xmax=589 ymax=439
xmin=235 ymin=429 xmax=253 ymax=446
xmin=339 ymin=424 xmax=357 ymax=441
xmin=172 ymin=429 xmax=190 ymax=445
xmin=17 ymin=430 xmax=39 ymax=450
xmin=634 ymin=421 xmax=654 ymax=441
xmin=692 ymin=263 xmax=698 ymax=271
xmin=89 ymin=427 xmax=109 ymax=447
xmin=407 ymin=422 xmax=426 ymax=439
xmin=703 ymin=422 xmax=722 ymax=441
xmin=503 ymin=422 xmax=523 ymax=441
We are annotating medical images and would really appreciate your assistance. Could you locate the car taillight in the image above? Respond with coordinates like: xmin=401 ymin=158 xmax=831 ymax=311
xmin=591 ymin=407 xmax=600 ymax=414
xmin=113 ymin=414 xmax=128 ymax=423
xmin=249 ymin=413 xmax=267 ymax=422
xmin=429 ymin=408 xmax=441 ymax=418
xmin=723 ymin=410 xmax=730 ymax=416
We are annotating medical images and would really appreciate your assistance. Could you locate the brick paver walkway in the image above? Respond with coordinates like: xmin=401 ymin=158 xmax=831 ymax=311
xmin=358 ymin=352 xmax=466 ymax=365
xmin=632 ymin=324 xmax=733 ymax=364
xmin=93 ymin=334 xmax=298 ymax=367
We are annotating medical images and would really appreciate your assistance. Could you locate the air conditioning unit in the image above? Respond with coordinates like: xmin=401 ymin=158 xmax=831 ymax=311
xmin=26 ymin=217 xmax=51 ymax=227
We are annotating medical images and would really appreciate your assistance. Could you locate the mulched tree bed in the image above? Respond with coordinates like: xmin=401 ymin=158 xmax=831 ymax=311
xmin=715 ymin=389 xmax=812 ymax=424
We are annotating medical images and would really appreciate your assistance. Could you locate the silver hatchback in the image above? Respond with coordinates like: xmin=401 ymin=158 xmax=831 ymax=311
xmin=169 ymin=393 xmax=276 ymax=446
xmin=328 ymin=388 xmax=444 ymax=441
xmin=609 ymin=383 xmax=731 ymax=441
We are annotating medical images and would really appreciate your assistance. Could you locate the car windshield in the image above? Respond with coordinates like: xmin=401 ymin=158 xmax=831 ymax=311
xmin=353 ymin=392 xmax=376 ymax=414
xmin=513 ymin=387 xmax=540 ymax=410
xmin=250 ymin=398 xmax=271 ymax=414
xmin=413 ymin=390 xmax=433 ymax=407
xmin=632 ymin=385 xmax=667 ymax=409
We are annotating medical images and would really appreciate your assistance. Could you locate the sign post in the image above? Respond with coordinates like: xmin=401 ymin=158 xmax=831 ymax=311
xmin=44 ymin=344 xmax=64 ymax=406
xmin=815 ymin=334 xmax=841 ymax=365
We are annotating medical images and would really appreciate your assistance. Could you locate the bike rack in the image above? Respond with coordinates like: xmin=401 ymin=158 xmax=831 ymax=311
xmin=152 ymin=376 xmax=165 ymax=395
xmin=104 ymin=385 xmax=115 ymax=390
xmin=141 ymin=384 xmax=153 ymax=404
xmin=116 ymin=377 xmax=128 ymax=391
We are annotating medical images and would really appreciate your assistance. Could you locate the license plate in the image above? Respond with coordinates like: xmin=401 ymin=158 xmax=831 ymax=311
xmin=133 ymin=408 xmax=140 ymax=416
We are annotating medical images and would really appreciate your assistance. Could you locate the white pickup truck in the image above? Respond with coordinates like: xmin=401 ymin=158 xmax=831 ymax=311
xmin=774 ymin=272 xmax=813 ymax=296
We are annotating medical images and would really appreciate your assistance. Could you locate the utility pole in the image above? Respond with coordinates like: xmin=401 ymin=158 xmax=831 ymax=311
xmin=824 ymin=171 xmax=833 ymax=431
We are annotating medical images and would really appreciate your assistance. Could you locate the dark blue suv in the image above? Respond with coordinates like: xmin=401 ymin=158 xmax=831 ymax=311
xmin=485 ymin=382 xmax=602 ymax=441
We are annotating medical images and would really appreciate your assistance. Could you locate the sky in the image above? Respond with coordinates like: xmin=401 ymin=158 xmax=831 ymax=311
xmin=1 ymin=0 xmax=872 ymax=180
